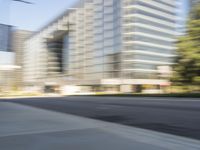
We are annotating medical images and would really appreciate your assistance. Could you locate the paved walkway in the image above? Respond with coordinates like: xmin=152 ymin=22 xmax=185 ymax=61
xmin=0 ymin=102 xmax=200 ymax=150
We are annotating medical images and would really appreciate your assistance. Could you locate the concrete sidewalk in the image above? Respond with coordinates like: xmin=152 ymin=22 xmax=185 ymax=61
xmin=0 ymin=102 xmax=200 ymax=150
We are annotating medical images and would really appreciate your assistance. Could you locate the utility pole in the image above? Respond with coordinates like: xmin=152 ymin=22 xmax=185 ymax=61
xmin=12 ymin=0 xmax=33 ymax=4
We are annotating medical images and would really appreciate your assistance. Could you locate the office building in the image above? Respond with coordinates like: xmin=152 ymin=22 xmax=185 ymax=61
xmin=0 ymin=24 xmax=12 ymax=52
xmin=11 ymin=30 xmax=32 ymax=89
xmin=191 ymin=0 xmax=200 ymax=6
xmin=24 ymin=0 xmax=177 ymax=93
xmin=0 ymin=24 xmax=19 ymax=91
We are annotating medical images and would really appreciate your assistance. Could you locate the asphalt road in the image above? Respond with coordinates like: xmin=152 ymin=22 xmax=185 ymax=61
xmin=3 ymin=96 xmax=200 ymax=140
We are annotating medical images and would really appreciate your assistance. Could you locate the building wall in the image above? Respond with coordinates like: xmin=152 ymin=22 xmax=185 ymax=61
xmin=11 ymin=30 xmax=32 ymax=88
xmin=0 ymin=24 xmax=12 ymax=52
xmin=67 ymin=0 xmax=95 ymax=82
xmin=0 ymin=27 xmax=33 ymax=91
xmin=23 ymin=7 xmax=75 ymax=84
xmin=0 ymin=51 xmax=15 ymax=65
xmin=92 ymin=0 xmax=122 ymax=80
xmin=23 ymin=0 xmax=178 ymax=91
xmin=0 ymin=51 xmax=16 ymax=92
xmin=23 ymin=32 xmax=48 ymax=84
xmin=191 ymin=0 xmax=200 ymax=6
xmin=121 ymin=0 xmax=177 ymax=80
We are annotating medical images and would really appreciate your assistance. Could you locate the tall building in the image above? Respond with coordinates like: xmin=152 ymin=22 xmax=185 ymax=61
xmin=191 ymin=0 xmax=200 ymax=6
xmin=24 ymin=0 xmax=177 ymax=93
xmin=0 ymin=24 xmax=19 ymax=91
xmin=11 ymin=30 xmax=32 ymax=89
xmin=0 ymin=24 xmax=12 ymax=52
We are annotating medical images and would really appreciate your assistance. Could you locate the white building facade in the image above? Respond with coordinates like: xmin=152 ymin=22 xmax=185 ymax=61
xmin=24 ymin=0 xmax=178 ymax=93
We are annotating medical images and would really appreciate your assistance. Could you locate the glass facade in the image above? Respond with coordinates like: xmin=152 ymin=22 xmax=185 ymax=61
xmin=92 ymin=0 xmax=122 ymax=79
xmin=122 ymin=0 xmax=177 ymax=79
xmin=0 ymin=24 xmax=12 ymax=52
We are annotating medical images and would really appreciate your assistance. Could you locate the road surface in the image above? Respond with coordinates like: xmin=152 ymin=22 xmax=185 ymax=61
xmin=3 ymin=96 xmax=200 ymax=140
xmin=1 ymin=101 xmax=200 ymax=150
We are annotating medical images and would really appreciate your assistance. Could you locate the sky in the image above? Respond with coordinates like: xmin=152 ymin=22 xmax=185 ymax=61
xmin=0 ymin=0 xmax=189 ymax=31
xmin=0 ymin=0 xmax=78 ymax=31
xmin=181 ymin=0 xmax=190 ymax=17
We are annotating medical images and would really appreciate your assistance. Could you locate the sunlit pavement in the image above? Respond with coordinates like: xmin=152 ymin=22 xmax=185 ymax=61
xmin=0 ymin=101 xmax=200 ymax=150
xmin=6 ymin=96 xmax=200 ymax=140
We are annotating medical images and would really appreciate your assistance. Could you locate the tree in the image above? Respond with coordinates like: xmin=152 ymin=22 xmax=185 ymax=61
xmin=172 ymin=4 xmax=200 ymax=88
